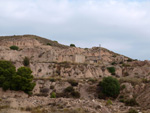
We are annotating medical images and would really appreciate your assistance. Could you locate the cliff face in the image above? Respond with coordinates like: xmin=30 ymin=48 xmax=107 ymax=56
xmin=0 ymin=35 xmax=149 ymax=79
xmin=0 ymin=35 xmax=128 ymax=78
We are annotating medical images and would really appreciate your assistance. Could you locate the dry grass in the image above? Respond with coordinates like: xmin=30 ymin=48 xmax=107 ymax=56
xmin=0 ymin=105 xmax=9 ymax=110
xmin=119 ymin=77 xmax=142 ymax=85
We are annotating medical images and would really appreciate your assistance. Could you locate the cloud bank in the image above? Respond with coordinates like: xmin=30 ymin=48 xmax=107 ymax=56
xmin=0 ymin=0 xmax=150 ymax=60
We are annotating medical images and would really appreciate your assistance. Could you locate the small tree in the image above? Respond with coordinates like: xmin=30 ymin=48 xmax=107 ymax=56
xmin=10 ymin=45 xmax=19 ymax=50
xmin=70 ymin=44 xmax=76 ymax=47
xmin=99 ymin=76 xmax=120 ymax=98
xmin=12 ymin=67 xmax=35 ymax=94
xmin=23 ymin=57 xmax=30 ymax=66
xmin=0 ymin=60 xmax=16 ymax=90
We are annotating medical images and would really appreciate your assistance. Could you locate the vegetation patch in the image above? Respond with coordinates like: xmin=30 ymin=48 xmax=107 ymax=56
xmin=99 ymin=76 xmax=120 ymax=98
xmin=127 ymin=58 xmax=133 ymax=62
xmin=68 ymin=79 xmax=78 ymax=86
xmin=106 ymin=99 xmax=112 ymax=106
xmin=88 ymin=78 xmax=98 ymax=84
xmin=70 ymin=44 xmax=76 ymax=47
xmin=0 ymin=105 xmax=9 ymax=110
xmin=111 ymin=62 xmax=117 ymax=65
xmin=107 ymin=67 xmax=116 ymax=75
xmin=50 ymin=92 xmax=56 ymax=98
xmin=23 ymin=57 xmax=30 ymax=66
xmin=10 ymin=45 xmax=19 ymax=50
xmin=128 ymin=108 xmax=138 ymax=113
xmin=0 ymin=60 xmax=35 ymax=94
xmin=57 ymin=86 xmax=80 ymax=98
xmin=47 ymin=43 xmax=52 ymax=46
xmin=125 ymin=98 xmax=139 ymax=106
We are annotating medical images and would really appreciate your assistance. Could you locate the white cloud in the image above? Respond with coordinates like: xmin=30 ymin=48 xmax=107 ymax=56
xmin=0 ymin=0 xmax=150 ymax=60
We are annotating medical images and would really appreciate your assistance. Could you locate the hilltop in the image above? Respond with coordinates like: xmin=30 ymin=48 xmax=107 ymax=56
xmin=0 ymin=35 xmax=150 ymax=113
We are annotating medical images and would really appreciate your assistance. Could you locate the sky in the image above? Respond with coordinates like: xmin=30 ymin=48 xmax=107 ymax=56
xmin=0 ymin=0 xmax=150 ymax=60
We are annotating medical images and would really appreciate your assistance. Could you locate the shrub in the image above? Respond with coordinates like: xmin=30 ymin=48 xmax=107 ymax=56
xmin=128 ymin=108 xmax=138 ymax=113
xmin=70 ymin=44 xmax=76 ymax=47
xmin=111 ymin=62 xmax=117 ymax=65
xmin=49 ymin=77 xmax=56 ymax=82
xmin=88 ymin=78 xmax=97 ymax=83
xmin=47 ymin=43 xmax=51 ymax=46
xmin=119 ymin=99 xmax=125 ymax=103
xmin=23 ymin=57 xmax=30 ymax=66
xmin=98 ymin=92 xmax=106 ymax=99
xmin=71 ymin=91 xmax=80 ymax=98
xmin=120 ymin=85 xmax=126 ymax=90
xmin=125 ymin=98 xmax=138 ymax=106
xmin=10 ymin=45 xmax=19 ymax=50
xmin=64 ymin=86 xmax=80 ymax=98
xmin=64 ymin=86 xmax=74 ymax=93
xmin=50 ymin=92 xmax=56 ymax=98
xmin=68 ymin=79 xmax=78 ymax=86
xmin=107 ymin=67 xmax=115 ymax=75
xmin=54 ymin=41 xmax=58 ymax=43
xmin=127 ymin=58 xmax=133 ymax=62
xmin=99 ymin=76 xmax=120 ymax=98
xmin=106 ymin=99 xmax=112 ymax=105
xmin=50 ymin=85 xmax=54 ymax=89
xmin=0 ymin=60 xmax=35 ymax=94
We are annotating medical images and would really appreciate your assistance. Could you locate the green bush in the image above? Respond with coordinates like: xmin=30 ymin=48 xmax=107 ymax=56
xmin=88 ymin=78 xmax=98 ymax=83
xmin=23 ymin=57 xmax=30 ymax=66
xmin=0 ymin=60 xmax=35 ymax=94
xmin=71 ymin=91 xmax=80 ymax=98
xmin=111 ymin=62 xmax=117 ymax=65
xmin=64 ymin=86 xmax=74 ymax=93
xmin=106 ymin=99 xmax=112 ymax=105
xmin=64 ymin=86 xmax=80 ymax=98
xmin=68 ymin=79 xmax=78 ymax=86
xmin=49 ymin=77 xmax=56 ymax=82
xmin=50 ymin=85 xmax=54 ymax=89
xmin=70 ymin=44 xmax=76 ymax=47
xmin=50 ymin=92 xmax=56 ymax=98
xmin=99 ymin=76 xmax=120 ymax=98
xmin=120 ymin=85 xmax=126 ymax=90
xmin=128 ymin=108 xmax=138 ymax=113
xmin=10 ymin=45 xmax=19 ymax=50
xmin=125 ymin=98 xmax=138 ymax=106
xmin=107 ymin=67 xmax=116 ymax=75
xmin=47 ymin=43 xmax=51 ymax=46
xmin=127 ymin=58 xmax=133 ymax=62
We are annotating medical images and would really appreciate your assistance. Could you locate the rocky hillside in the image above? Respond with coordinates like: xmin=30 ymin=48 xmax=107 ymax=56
xmin=0 ymin=35 xmax=150 ymax=113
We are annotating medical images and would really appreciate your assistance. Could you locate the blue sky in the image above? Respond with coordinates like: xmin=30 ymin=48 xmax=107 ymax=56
xmin=0 ymin=0 xmax=150 ymax=60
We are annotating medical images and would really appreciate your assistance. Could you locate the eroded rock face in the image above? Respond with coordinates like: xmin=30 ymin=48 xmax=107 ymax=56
xmin=137 ymin=84 xmax=150 ymax=109
xmin=0 ymin=38 xmax=41 ymax=47
xmin=1 ymin=36 xmax=150 ymax=79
